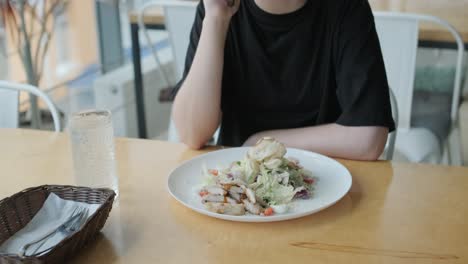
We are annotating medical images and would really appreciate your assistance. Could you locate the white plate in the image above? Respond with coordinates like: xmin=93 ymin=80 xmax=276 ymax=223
xmin=167 ymin=147 xmax=352 ymax=222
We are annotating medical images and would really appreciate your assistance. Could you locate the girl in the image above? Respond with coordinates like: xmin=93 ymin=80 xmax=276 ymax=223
xmin=172 ymin=0 xmax=394 ymax=160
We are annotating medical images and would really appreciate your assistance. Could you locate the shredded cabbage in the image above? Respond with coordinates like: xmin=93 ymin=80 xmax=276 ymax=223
xmin=255 ymin=171 xmax=297 ymax=205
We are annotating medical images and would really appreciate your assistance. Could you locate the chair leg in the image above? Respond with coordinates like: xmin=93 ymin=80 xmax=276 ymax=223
xmin=446 ymin=140 xmax=453 ymax=165
xmin=386 ymin=133 xmax=396 ymax=161
xmin=446 ymin=127 xmax=463 ymax=166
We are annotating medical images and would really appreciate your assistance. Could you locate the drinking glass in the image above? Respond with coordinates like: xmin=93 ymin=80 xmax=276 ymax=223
xmin=69 ymin=110 xmax=119 ymax=196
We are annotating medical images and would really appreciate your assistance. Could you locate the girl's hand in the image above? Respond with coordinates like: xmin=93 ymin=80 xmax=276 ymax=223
xmin=204 ymin=0 xmax=240 ymax=22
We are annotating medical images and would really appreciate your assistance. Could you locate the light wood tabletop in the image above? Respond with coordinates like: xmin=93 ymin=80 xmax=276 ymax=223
xmin=1 ymin=128 xmax=468 ymax=263
xmin=129 ymin=7 xmax=165 ymax=26
xmin=130 ymin=0 xmax=468 ymax=44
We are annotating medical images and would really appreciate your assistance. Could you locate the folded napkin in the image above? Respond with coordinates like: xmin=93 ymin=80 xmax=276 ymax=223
xmin=0 ymin=193 xmax=101 ymax=256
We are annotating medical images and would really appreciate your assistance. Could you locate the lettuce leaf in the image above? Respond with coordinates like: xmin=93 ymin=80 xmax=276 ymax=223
xmin=255 ymin=171 xmax=296 ymax=205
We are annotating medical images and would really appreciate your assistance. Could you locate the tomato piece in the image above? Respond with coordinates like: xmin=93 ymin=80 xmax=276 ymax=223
xmin=303 ymin=177 xmax=315 ymax=184
xmin=264 ymin=207 xmax=274 ymax=216
xmin=208 ymin=169 xmax=219 ymax=176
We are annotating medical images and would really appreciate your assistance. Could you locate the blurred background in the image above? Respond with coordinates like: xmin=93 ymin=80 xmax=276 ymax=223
xmin=1 ymin=0 xmax=467 ymax=165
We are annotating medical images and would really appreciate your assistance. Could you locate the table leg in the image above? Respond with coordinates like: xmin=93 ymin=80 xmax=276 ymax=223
xmin=130 ymin=23 xmax=147 ymax=139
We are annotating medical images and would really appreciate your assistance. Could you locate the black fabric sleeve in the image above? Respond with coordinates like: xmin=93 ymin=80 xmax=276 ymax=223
xmin=333 ymin=0 xmax=395 ymax=131
xmin=171 ymin=1 xmax=205 ymax=98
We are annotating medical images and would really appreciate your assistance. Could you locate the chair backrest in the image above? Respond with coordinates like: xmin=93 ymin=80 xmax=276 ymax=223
xmin=374 ymin=14 xmax=418 ymax=130
xmin=0 ymin=81 xmax=61 ymax=132
xmin=374 ymin=12 xmax=465 ymax=130
xmin=0 ymin=89 xmax=19 ymax=128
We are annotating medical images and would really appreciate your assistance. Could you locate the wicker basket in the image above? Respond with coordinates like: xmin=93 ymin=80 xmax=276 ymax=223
xmin=0 ymin=185 xmax=116 ymax=264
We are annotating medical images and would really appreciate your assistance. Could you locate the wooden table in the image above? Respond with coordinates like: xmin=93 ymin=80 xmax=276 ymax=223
xmin=1 ymin=128 xmax=468 ymax=263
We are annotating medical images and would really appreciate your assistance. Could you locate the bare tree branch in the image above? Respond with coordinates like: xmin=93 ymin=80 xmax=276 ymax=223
xmin=34 ymin=0 xmax=63 ymax=81
xmin=18 ymin=0 xmax=38 ymax=84
xmin=10 ymin=5 xmax=24 ymax=60
xmin=3 ymin=0 xmax=68 ymax=83
xmin=37 ymin=1 xmax=69 ymax=82
xmin=2 ymin=1 xmax=20 ymax=45
xmin=0 ymin=3 xmax=26 ymax=67
xmin=37 ymin=24 xmax=55 ymax=83
xmin=33 ymin=22 xmax=48 ymax=75
xmin=27 ymin=0 xmax=37 ymax=40
xmin=32 ymin=0 xmax=48 ymax=74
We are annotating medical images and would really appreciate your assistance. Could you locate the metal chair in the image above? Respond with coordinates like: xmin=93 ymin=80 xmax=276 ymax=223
xmin=0 ymin=81 xmax=61 ymax=132
xmin=374 ymin=12 xmax=464 ymax=164
xmin=385 ymin=89 xmax=398 ymax=160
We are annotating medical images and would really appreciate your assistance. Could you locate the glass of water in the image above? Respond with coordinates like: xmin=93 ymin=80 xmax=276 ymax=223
xmin=69 ymin=110 xmax=119 ymax=196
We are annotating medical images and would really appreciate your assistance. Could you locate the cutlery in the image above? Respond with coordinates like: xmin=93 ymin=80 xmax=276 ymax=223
xmin=19 ymin=206 xmax=89 ymax=257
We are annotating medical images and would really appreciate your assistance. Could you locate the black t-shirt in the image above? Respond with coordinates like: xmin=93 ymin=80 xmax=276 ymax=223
xmin=175 ymin=0 xmax=395 ymax=146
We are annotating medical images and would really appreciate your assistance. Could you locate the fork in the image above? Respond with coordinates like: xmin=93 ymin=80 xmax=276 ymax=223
xmin=19 ymin=206 xmax=89 ymax=257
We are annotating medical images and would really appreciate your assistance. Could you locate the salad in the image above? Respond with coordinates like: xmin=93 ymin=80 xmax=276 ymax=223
xmin=199 ymin=137 xmax=316 ymax=216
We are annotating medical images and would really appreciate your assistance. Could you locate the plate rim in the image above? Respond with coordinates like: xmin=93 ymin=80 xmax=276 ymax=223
xmin=167 ymin=147 xmax=352 ymax=222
